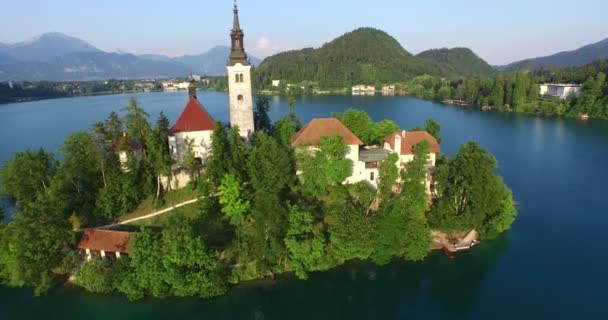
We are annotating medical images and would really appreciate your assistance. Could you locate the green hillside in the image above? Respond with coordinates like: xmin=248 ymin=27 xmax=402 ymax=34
xmin=416 ymin=47 xmax=495 ymax=77
xmin=254 ymin=28 xmax=450 ymax=89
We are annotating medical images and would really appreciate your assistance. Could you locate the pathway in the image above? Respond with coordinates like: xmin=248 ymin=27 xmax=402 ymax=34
xmin=119 ymin=198 xmax=200 ymax=225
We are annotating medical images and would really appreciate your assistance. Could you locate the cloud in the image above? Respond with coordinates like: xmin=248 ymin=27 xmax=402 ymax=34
xmin=254 ymin=35 xmax=291 ymax=57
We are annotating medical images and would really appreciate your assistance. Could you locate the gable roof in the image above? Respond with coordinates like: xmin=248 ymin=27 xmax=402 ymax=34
xmin=291 ymin=118 xmax=363 ymax=147
xmin=78 ymin=229 xmax=132 ymax=253
xmin=385 ymin=131 xmax=440 ymax=155
xmin=170 ymin=98 xmax=216 ymax=133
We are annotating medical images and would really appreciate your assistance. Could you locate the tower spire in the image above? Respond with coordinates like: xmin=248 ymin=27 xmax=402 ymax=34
xmin=233 ymin=0 xmax=241 ymax=32
xmin=228 ymin=0 xmax=249 ymax=66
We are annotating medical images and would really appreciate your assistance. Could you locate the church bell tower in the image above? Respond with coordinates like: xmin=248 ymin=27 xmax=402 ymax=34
xmin=227 ymin=0 xmax=254 ymax=140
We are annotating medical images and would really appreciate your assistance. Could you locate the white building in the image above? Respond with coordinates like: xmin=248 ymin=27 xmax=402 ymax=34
xmin=384 ymin=130 xmax=440 ymax=193
xmin=291 ymin=118 xmax=440 ymax=189
xmin=352 ymin=84 xmax=376 ymax=95
xmin=382 ymin=85 xmax=396 ymax=95
xmin=272 ymin=80 xmax=281 ymax=87
xmin=226 ymin=2 xmax=255 ymax=141
xmin=168 ymin=82 xmax=216 ymax=165
xmin=539 ymin=84 xmax=581 ymax=99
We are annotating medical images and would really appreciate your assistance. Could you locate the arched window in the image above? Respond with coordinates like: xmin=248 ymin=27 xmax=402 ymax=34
xmin=237 ymin=94 xmax=243 ymax=102
xmin=239 ymin=74 xmax=244 ymax=83
xmin=235 ymin=74 xmax=240 ymax=83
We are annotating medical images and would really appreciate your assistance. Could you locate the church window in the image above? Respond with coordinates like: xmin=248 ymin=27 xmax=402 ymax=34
xmin=237 ymin=94 xmax=244 ymax=102
xmin=239 ymin=74 xmax=244 ymax=82
xmin=235 ymin=74 xmax=240 ymax=83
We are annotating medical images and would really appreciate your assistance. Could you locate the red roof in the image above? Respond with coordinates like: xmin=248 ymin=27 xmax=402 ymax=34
xmin=291 ymin=118 xmax=363 ymax=147
xmin=78 ymin=229 xmax=132 ymax=253
xmin=170 ymin=98 xmax=216 ymax=133
xmin=384 ymin=131 xmax=440 ymax=155
xmin=112 ymin=134 xmax=142 ymax=151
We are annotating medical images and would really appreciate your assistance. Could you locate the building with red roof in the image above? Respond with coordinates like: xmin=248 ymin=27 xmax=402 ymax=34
xmin=168 ymin=82 xmax=216 ymax=167
xmin=292 ymin=118 xmax=441 ymax=191
xmin=78 ymin=229 xmax=132 ymax=260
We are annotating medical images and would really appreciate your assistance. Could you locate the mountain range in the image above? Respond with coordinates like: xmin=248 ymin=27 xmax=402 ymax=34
xmin=0 ymin=33 xmax=260 ymax=81
xmin=1 ymin=31 xmax=607 ymax=82
xmin=501 ymin=37 xmax=608 ymax=71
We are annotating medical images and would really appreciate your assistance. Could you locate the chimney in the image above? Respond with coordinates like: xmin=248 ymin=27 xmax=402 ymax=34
xmin=188 ymin=79 xmax=197 ymax=99
xmin=394 ymin=133 xmax=402 ymax=155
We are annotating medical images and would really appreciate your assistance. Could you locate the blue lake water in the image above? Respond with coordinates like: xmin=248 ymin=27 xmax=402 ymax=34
xmin=0 ymin=91 xmax=607 ymax=319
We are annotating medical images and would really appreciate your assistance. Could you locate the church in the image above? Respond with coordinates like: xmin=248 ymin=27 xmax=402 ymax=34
xmin=167 ymin=1 xmax=254 ymax=186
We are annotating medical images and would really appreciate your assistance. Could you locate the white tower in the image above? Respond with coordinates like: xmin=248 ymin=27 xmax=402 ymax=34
xmin=227 ymin=1 xmax=254 ymax=140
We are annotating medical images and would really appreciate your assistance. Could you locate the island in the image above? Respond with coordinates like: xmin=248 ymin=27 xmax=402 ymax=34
xmin=0 ymin=3 xmax=516 ymax=300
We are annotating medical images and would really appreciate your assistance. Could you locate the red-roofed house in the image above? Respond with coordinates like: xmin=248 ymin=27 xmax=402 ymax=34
xmin=78 ymin=229 xmax=132 ymax=260
xmin=383 ymin=130 xmax=440 ymax=165
xmin=384 ymin=130 xmax=441 ymax=193
xmin=292 ymin=118 xmax=379 ymax=185
xmin=112 ymin=132 xmax=142 ymax=170
xmin=292 ymin=118 xmax=441 ymax=189
xmin=168 ymin=82 xmax=216 ymax=165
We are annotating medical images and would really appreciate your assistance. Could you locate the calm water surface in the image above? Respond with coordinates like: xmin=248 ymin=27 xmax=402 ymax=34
xmin=1 ymin=91 xmax=607 ymax=319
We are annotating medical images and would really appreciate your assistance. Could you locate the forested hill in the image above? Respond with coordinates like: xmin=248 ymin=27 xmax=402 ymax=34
xmin=416 ymin=47 xmax=495 ymax=77
xmin=254 ymin=28 xmax=449 ymax=89
xmin=502 ymin=37 xmax=608 ymax=71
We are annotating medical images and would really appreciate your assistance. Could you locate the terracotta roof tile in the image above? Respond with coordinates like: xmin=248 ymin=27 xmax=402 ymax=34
xmin=291 ymin=118 xmax=363 ymax=147
xmin=384 ymin=131 xmax=440 ymax=155
xmin=78 ymin=229 xmax=132 ymax=253
xmin=170 ymin=98 xmax=216 ymax=133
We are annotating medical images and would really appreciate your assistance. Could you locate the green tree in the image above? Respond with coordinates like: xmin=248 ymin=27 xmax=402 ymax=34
xmin=228 ymin=126 xmax=249 ymax=182
xmin=218 ymin=174 xmax=250 ymax=227
xmin=122 ymin=97 xmax=150 ymax=144
xmin=491 ymin=74 xmax=505 ymax=107
xmin=328 ymin=203 xmax=374 ymax=263
xmin=340 ymin=108 xmax=373 ymax=144
xmin=254 ymin=96 xmax=273 ymax=133
xmin=55 ymin=132 xmax=104 ymax=221
xmin=297 ymin=136 xmax=353 ymax=198
xmin=512 ymin=73 xmax=528 ymax=111
xmin=424 ymin=119 xmax=442 ymax=144
xmin=0 ymin=195 xmax=71 ymax=295
xmin=377 ymin=153 xmax=399 ymax=201
xmin=75 ymin=259 xmax=115 ymax=294
xmin=0 ymin=149 xmax=57 ymax=207
xmin=429 ymin=142 xmax=517 ymax=239
xmin=247 ymin=132 xmax=294 ymax=196
xmin=371 ymin=119 xmax=400 ymax=144
xmin=284 ymin=205 xmax=328 ymax=279
xmin=206 ymin=122 xmax=231 ymax=188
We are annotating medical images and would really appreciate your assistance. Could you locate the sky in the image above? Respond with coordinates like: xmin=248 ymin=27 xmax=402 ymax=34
xmin=1 ymin=0 xmax=607 ymax=65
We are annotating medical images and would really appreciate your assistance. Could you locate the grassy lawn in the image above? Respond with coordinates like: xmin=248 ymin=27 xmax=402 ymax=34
xmin=118 ymin=188 xmax=198 ymax=223
xmin=128 ymin=202 xmax=201 ymax=227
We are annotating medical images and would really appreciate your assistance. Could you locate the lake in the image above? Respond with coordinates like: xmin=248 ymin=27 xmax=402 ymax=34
xmin=1 ymin=91 xmax=607 ymax=319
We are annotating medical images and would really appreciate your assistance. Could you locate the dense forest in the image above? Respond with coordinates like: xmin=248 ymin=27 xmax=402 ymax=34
xmin=253 ymin=28 xmax=497 ymax=90
xmin=254 ymin=28 xmax=449 ymax=89
xmin=405 ymin=59 xmax=608 ymax=119
xmin=416 ymin=48 xmax=495 ymax=77
xmin=0 ymin=97 xmax=516 ymax=298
